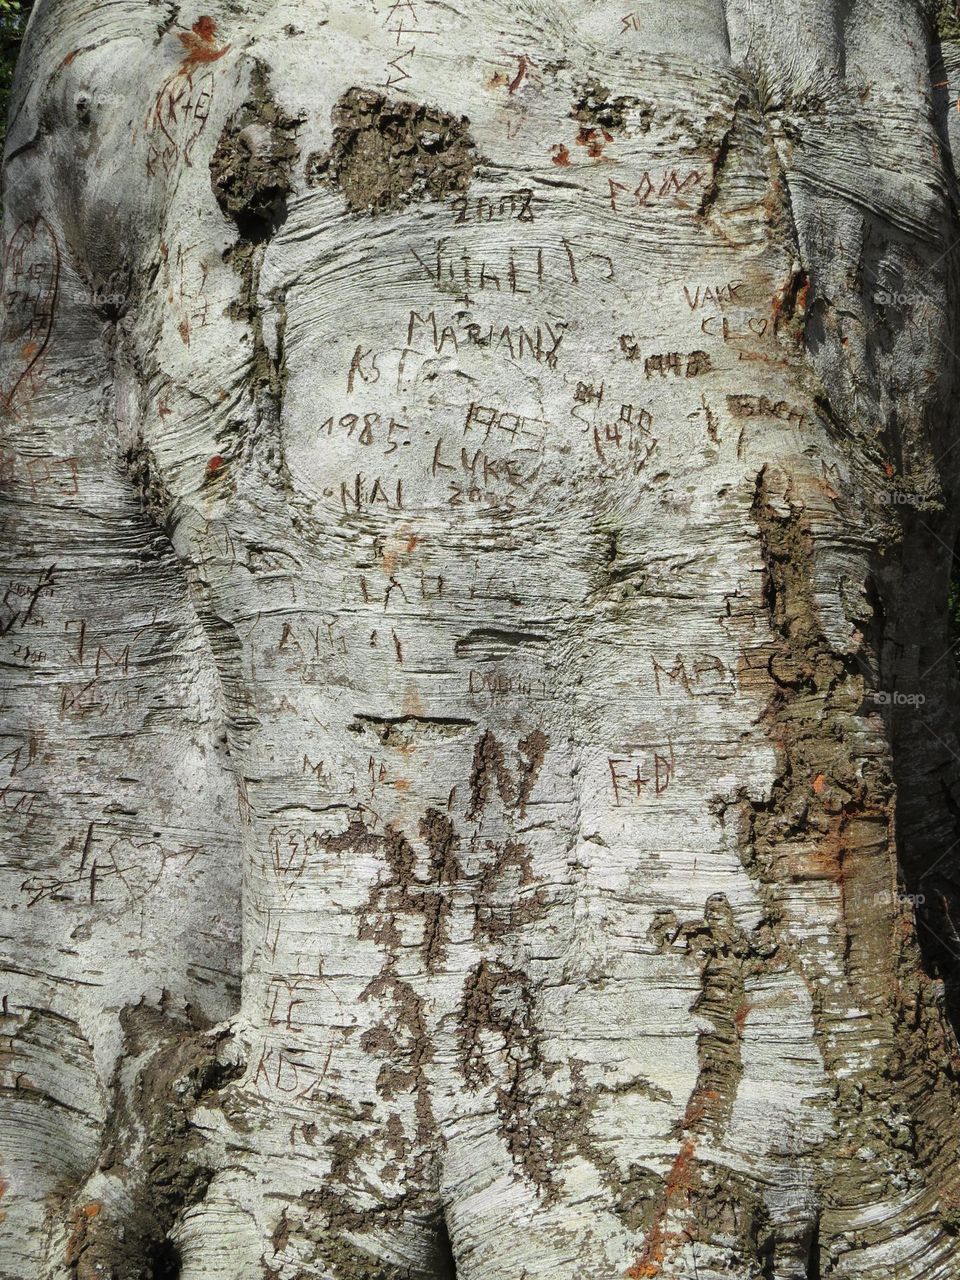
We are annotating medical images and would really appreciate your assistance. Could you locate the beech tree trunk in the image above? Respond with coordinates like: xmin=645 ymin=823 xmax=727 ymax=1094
xmin=5 ymin=1 xmax=960 ymax=1277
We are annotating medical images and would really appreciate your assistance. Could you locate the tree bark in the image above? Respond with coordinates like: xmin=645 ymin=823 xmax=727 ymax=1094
xmin=4 ymin=1 xmax=960 ymax=1277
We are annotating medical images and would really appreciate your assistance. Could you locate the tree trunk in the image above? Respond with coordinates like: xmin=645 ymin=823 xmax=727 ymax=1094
xmin=4 ymin=2 xmax=960 ymax=1277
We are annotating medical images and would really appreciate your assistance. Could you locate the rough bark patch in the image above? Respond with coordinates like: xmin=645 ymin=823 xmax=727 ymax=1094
xmin=210 ymin=62 xmax=302 ymax=242
xmin=733 ymin=467 xmax=960 ymax=1253
xmin=64 ymin=1007 xmax=241 ymax=1280
xmin=938 ymin=0 xmax=960 ymax=40
xmin=571 ymin=77 xmax=643 ymax=132
xmin=124 ymin=440 xmax=175 ymax=533
xmin=466 ymin=728 xmax=548 ymax=819
xmin=456 ymin=959 xmax=550 ymax=1190
xmin=307 ymin=88 xmax=476 ymax=214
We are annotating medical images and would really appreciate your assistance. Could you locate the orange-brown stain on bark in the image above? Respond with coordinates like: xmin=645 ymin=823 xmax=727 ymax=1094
xmin=65 ymin=1203 xmax=102 ymax=1266
xmin=381 ymin=526 xmax=419 ymax=576
xmin=576 ymin=125 xmax=614 ymax=159
xmin=178 ymin=17 xmax=230 ymax=68
xmin=627 ymin=1138 xmax=697 ymax=1278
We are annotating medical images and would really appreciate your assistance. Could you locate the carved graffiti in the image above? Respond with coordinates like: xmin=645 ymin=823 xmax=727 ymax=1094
xmin=0 ymin=217 xmax=60 ymax=413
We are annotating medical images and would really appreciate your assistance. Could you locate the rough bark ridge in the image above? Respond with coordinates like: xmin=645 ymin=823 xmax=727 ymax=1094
xmin=4 ymin=1 xmax=960 ymax=1277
